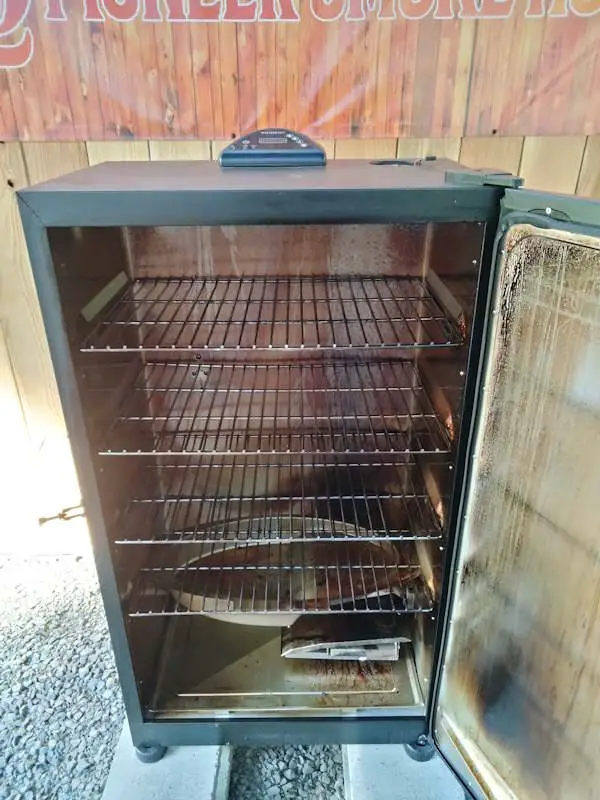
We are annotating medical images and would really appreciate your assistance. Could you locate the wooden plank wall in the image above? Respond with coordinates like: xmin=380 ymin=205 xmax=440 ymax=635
xmin=3 ymin=10 xmax=599 ymax=140
xmin=1 ymin=135 xmax=598 ymax=526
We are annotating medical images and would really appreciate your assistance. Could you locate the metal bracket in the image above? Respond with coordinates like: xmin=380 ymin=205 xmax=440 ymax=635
xmin=445 ymin=169 xmax=524 ymax=189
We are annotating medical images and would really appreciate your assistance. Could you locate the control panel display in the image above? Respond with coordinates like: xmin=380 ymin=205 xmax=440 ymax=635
xmin=220 ymin=129 xmax=326 ymax=168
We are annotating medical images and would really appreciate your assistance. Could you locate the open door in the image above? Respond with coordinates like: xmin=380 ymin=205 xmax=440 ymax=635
xmin=431 ymin=189 xmax=600 ymax=800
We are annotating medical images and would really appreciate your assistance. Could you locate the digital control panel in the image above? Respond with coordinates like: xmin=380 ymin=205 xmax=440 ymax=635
xmin=220 ymin=129 xmax=326 ymax=168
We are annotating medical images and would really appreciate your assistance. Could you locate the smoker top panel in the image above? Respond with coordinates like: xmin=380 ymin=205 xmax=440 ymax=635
xmin=20 ymin=158 xmax=467 ymax=194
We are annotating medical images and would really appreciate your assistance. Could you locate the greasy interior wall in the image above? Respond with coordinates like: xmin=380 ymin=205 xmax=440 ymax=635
xmin=436 ymin=225 xmax=600 ymax=800
xmin=107 ymin=220 xmax=479 ymax=710
xmin=125 ymin=224 xmax=427 ymax=279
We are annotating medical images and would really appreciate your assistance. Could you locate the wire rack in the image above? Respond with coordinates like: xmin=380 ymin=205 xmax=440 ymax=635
xmin=84 ymin=277 xmax=456 ymax=618
xmin=81 ymin=276 xmax=463 ymax=352
xmin=114 ymin=460 xmax=444 ymax=544
xmin=100 ymin=360 xmax=451 ymax=455
xmin=128 ymin=541 xmax=434 ymax=617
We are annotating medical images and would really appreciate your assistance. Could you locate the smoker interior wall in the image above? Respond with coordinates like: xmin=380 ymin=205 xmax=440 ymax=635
xmin=47 ymin=228 xmax=167 ymax=699
xmin=124 ymin=222 xmax=485 ymax=281
xmin=124 ymin=224 xmax=426 ymax=279
xmin=46 ymin=228 xmax=155 ymax=535
xmin=44 ymin=219 xmax=483 ymax=717
xmin=436 ymin=225 xmax=600 ymax=800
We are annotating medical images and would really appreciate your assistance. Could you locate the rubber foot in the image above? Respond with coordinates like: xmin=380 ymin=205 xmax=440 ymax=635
xmin=135 ymin=742 xmax=167 ymax=764
xmin=404 ymin=735 xmax=436 ymax=763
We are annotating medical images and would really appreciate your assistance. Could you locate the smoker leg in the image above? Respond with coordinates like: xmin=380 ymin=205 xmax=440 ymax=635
xmin=135 ymin=742 xmax=167 ymax=764
xmin=403 ymin=734 xmax=435 ymax=763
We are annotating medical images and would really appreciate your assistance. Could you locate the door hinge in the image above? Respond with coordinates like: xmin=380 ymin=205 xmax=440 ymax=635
xmin=532 ymin=205 xmax=572 ymax=223
xmin=445 ymin=169 xmax=524 ymax=189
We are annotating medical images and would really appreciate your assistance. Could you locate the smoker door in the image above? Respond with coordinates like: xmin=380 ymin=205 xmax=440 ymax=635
xmin=431 ymin=190 xmax=600 ymax=800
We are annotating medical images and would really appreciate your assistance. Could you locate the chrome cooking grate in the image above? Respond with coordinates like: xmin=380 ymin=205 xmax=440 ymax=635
xmin=128 ymin=541 xmax=434 ymax=617
xmin=99 ymin=360 xmax=451 ymax=455
xmin=113 ymin=460 xmax=444 ymax=544
xmin=81 ymin=276 xmax=463 ymax=352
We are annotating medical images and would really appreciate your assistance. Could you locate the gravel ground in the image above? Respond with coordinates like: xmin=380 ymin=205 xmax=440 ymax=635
xmin=229 ymin=745 xmax=345 ymax=800
xmin=0 ymin=554 xmax=124 ymax=800
xmin=0 ymin=553 xmax=346 ymax=800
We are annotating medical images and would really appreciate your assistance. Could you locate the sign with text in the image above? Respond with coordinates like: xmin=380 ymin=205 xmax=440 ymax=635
xmin=0 ymin=0 xmax=598 ymax=139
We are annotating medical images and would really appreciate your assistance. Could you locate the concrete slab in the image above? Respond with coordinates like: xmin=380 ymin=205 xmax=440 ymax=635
xmin=343 ymin=744 xmax=464 ymax=800
xmin=102 ymin=730 xmax=464 ymax=800
xmin=101 ymin=725 xmax=231 ymax=800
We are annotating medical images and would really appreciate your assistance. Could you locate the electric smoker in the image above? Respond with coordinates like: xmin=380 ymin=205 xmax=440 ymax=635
xmin=19 ymin=145 xmax=600 ymax=800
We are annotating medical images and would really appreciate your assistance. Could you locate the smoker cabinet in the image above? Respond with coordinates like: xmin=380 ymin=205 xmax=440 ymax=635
xmin=19 ymin=158 xmax=600 ymax=800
